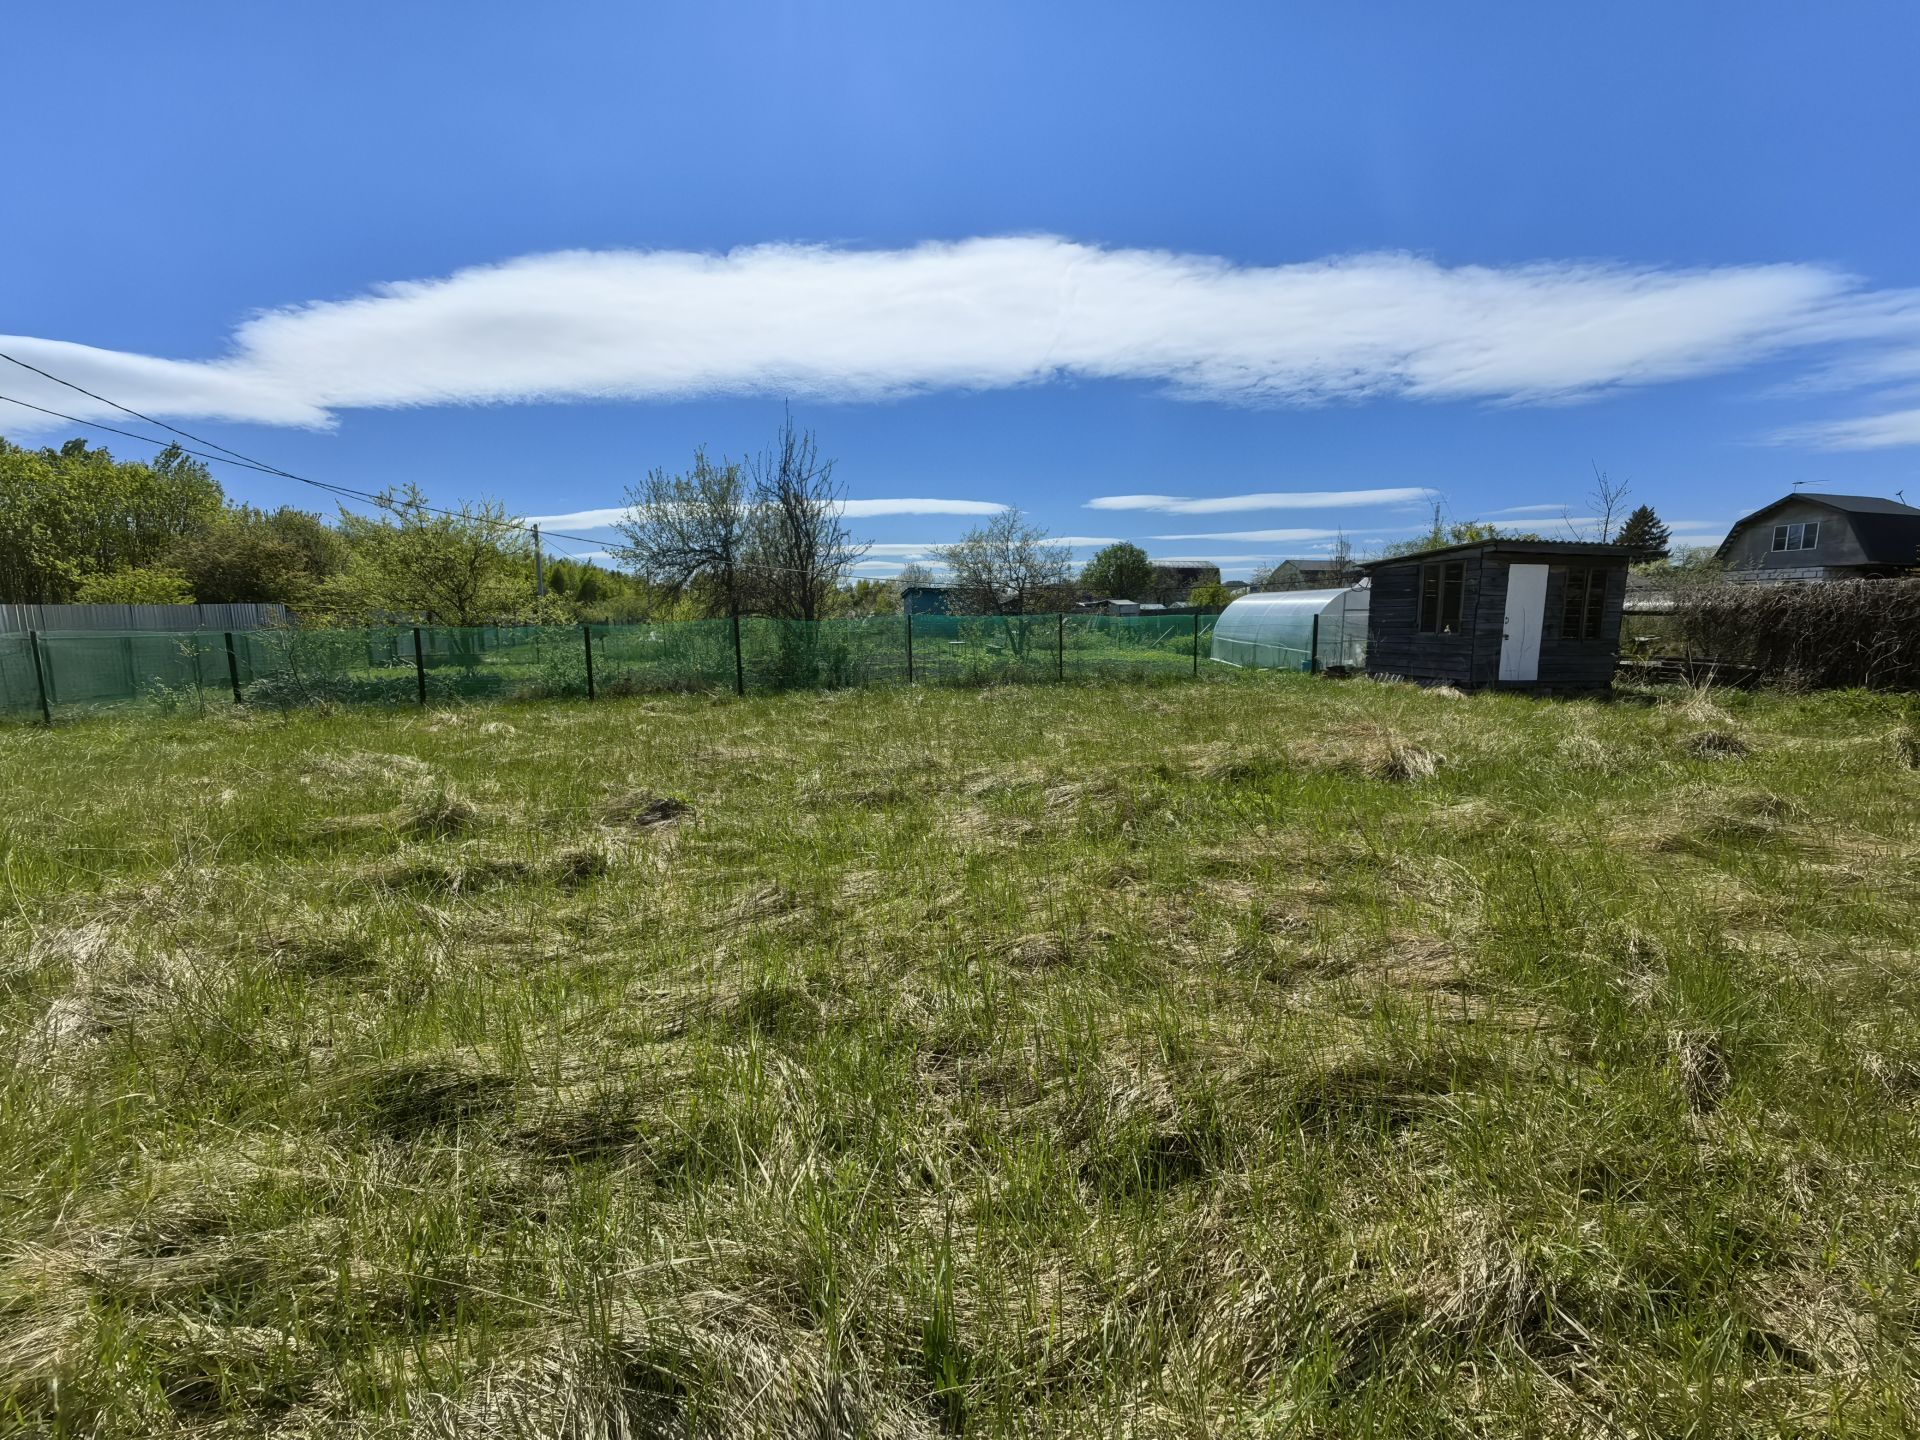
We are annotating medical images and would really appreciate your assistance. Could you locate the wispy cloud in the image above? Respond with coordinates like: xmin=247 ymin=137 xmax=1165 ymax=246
xmin=523 ymin=506 xmax=634 ymax=531
xmin=841 ymin=498 xmax=1007 ymax=517
xmin=523 ymin=497 xmax=1005 ymax=531
xmin=1148 ymin=528 xmax=1346 ymax=542
xmin=1088 ymin=488 xmax=1432 ymax=513
xmin=8 ymin=238 xmax=1920 ymax=432
xmin=1772 ymin=406 xmax=1920 ymax=450
xmin=1486 ymin=503 xmax=1572 ymax=517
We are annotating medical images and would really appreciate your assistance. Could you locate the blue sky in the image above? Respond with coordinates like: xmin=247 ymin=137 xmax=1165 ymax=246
xmin=6 ymin=1 xmax=1920 ymax=579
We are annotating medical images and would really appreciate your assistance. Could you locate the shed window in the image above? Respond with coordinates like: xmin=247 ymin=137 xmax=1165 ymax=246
xmin=1771 ymin=521 xmax=1820 ymax=552
xmin=1562 ymin=568 xmax=1609 ymax=640
xmin=1418 ymin=561 xmax=1465 ymax=634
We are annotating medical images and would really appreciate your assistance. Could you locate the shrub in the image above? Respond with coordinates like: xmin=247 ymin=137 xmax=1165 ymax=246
xmin=1672 ymin=578 xmax=1920 ymax=690
xmin=73 ymin=566 xmax=195 ymax=605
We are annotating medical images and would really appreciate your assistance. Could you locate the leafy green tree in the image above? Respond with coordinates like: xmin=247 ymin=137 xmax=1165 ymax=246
xmin=169 ymin=505 xmax=345 ymax=605
xmin=1615 ymin=504 xmax=1672 ymax=559
xmin=1188 ymin=581 xmax=1232 ymax=610
xmin=1377 ymin=519 xmax=1541 ymax=559
xmin=1080 ymin=542 xmax=1154 ymax=599
xmin=0 ymin=437 xmax=223 ymax=601
xmin=73 ymin=566 xmax=195 ymax=604
xmin=835 ymin=577 xmax=899 ymax=616
xmin=328 ymin=484 xmax=533 ymax=625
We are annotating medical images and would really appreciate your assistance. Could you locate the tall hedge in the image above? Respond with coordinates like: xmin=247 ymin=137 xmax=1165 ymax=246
xmin=1673 ymin=578 xmax=1920 ymax=690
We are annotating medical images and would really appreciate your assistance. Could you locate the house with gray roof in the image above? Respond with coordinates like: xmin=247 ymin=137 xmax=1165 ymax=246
xmin=1717 ymin=493 xmax=1920 ymax=582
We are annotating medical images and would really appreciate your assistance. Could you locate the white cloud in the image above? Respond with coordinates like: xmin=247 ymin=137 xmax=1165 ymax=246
xmin=523 ymin=497 xmax=1005 ymax=532
xmin=1774 ymin=407 xmax=1920 ymax=450
xmin=1088 ymin=488 xmax=1432 ymax=513
xmin=1148 ymin=528 xmax=1345 ymax=542
xmin=523 ymin=506 xmax=635 ymax=531
xmin=9 ymin=238 xmax=1920 ymax=432
xmin=840 ymin=498 xmax=1006 ymax=517
xmin=1486 ymin=503 xmax=1572 ymax=517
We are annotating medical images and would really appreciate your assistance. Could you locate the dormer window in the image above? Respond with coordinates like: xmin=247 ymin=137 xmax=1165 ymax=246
xmin=1771 ymin=521 xmax=1820 ymax=552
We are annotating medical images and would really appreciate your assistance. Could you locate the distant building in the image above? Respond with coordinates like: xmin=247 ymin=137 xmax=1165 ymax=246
xmin=1716 ymin=493 xmax=1920 ymax=582
xmin=1262 ymin=558 xmax=1360 ymax=592
xmin=900 ymin=585 xmax=954 ymax=616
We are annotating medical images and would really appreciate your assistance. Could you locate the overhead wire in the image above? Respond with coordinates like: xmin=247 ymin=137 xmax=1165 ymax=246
xmin=0 ymin=355 xmax=876 ymax=580
xmin=0 ymin=356 xmax=612 ymax=547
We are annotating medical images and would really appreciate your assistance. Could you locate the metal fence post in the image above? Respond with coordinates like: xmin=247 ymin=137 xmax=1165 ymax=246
xmin=1192 ymin=611 xmax=1200 ymax=677
xmin=730 ymin=611 xmax=745 ymax=697
xmin=1057 ymin=613 xmax=1065 ymax=682
xmin=412 ymin=627 xmax=427 ymax=705
xmin=905 ymin=612 xmax=914 ymax=684
xmin=224 ymin=631 xmax=244 ymax=705
xmin=28 ymin=630 xmax=52 ymax=726
xmin=583 ymin=623 xmax=596 ymax=700
xmin=1309 ymin=614 xmax=1321 ymax=674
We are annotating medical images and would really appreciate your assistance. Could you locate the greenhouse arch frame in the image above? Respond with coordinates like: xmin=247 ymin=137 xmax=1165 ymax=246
xmin=1209 ymin=586 xmax=1370 ymax=672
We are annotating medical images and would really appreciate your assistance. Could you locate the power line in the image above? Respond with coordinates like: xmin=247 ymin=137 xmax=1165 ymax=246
xmin=0 ymin=357 xmax=613 ymax=547
xmin=0 ymin=393 xmax=362 ymax=495
xmin=0 ymin=349 xmax=296 ymax=475
xmin=0 ymin=356 xmax=868 ymax=581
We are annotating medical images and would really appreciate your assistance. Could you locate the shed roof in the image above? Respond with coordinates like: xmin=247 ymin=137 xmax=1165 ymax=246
xmin=1717 ymin=493 xmax=1920 ymax=564
xmin=1359 ymin=539 xmax=1635 ymax=571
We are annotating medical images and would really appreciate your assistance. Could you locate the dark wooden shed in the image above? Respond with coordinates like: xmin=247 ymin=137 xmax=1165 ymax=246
xmin=1359 ymin=539 xmax=1633 ymax=692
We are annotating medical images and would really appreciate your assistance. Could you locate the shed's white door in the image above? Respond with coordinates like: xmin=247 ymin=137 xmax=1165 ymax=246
xmin=1498 ymin=564 xmax=1549 ymax=682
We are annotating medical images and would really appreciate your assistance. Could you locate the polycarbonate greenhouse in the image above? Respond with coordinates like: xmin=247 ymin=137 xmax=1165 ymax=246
xmin=1209 ymin=586 xmax=1370 ymax=672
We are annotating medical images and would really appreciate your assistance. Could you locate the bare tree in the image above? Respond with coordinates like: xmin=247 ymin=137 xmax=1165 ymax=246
xmin=743 ymin=413 xmax=867 ymax=621
xmin=934 ymin=510 xmax=1073 ymax=616
xmin=891 ymin=561 xmax=936 ymax=610
xmin=894 ymin=561 xmax=935 ymax=592
xmin=933 ymin=510 xmax=1072 ymax=657
xmin=1328 ymin=529 xmax=1355 ymax=583
xmin=1566 ymin=466 xmax=1633 ymax=542
xmin=612 ymin=448 xmax=752 ymax=621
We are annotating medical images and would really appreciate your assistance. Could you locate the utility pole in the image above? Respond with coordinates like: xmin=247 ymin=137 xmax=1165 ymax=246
xmin=532 ymin=524 xmax=546 ymax=609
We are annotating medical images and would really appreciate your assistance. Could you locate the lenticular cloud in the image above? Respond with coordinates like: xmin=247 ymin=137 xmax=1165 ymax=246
xmin=2 ymin=237 xmax=1912 ymax=431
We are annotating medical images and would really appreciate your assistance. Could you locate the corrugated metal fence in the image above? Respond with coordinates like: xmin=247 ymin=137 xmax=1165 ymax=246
xmin=0 ymin=603 xmax=290 ymax=634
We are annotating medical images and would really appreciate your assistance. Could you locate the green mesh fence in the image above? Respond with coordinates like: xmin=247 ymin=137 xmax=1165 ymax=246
xmin=231 ymin=627 xmax=422 ymax=709
xmin=0 ymin=635 xmax=42 ymax=718
xmin=0 ymin=613 xmax=1226 ymax=720
xmin=595 ymin=618 xmax=741 ymax=695
xmin=18 ymin=631 xmax=232 ymax=715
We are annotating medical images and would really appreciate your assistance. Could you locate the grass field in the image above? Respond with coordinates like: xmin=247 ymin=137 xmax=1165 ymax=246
xmin=3 ymin=672 xmax=1918 ymax=1437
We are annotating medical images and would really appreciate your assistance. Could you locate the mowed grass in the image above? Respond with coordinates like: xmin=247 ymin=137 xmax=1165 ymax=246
xmin=2 ymin=673 xmax=1918 ymax=1437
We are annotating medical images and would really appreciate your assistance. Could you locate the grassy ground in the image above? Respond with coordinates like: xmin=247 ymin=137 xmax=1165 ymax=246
xmin=2 ymin=672 xmax=1918 ymax=1437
